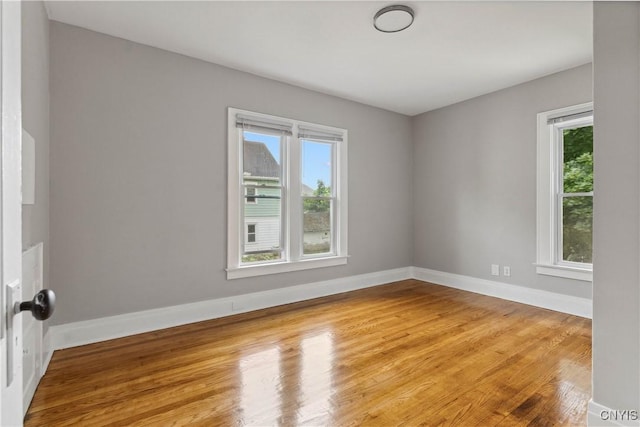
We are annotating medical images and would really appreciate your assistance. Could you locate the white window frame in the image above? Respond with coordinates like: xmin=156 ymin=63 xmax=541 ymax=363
xmin=227 ymin=108 xmax=348 ymax=279
xmin=536 ymin=102 xmax=593 ymax=282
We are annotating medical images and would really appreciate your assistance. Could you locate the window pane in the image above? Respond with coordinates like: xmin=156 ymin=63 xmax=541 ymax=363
xmin=563 ymin=126 xmax=593 ymax=193
xmin=243 ymin=131 xmax=281 ymax=184
xmin=302 ymin=140 xmax=332 ymax=197
xmin=247 ymin=224 xmax=256 ymax=243
xmin=303 ymin=198 xmax=332 ymax=255
xmin=242 ymin=131 xmax=283 ymax=263
xmin=245 ymin=187 xmax=257 ymax=204
xmin=243 ymin=188 xmax=282 ymax=263
xmin=562 ymin=196 xmax=592 ymax=263
xmin=302 ymin=140 xmax=334 ymax=256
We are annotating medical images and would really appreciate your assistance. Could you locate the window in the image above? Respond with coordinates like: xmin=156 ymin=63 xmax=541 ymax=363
xmin=246 ymin=224 xmax=256 ymax=243
xmin=536 ymin=102 xmax=593 ymax=282
xmin=302 ymin=140 xmax=333 ymax=256
xmin=245 ymin=186 xmax=257 ymax=204
xmin=227 ymin=108 xmax=348 ymax=279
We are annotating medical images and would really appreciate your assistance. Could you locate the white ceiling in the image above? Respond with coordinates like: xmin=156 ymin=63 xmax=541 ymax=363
xmin=45 ymin=1 xmax=592 ymax=116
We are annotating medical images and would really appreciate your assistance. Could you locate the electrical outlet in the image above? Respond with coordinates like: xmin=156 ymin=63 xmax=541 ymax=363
xmin=503 ymin=266 xmax=511 ymax=277
xmin=491 ymin=264 xmax=500 ymax=276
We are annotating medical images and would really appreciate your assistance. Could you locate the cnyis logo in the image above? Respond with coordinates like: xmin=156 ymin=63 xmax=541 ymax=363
xmin=600 ymin=410 xmax=639 ymax=421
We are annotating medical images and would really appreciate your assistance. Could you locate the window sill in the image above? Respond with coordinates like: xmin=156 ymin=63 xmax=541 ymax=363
xmin=535 ymin=263 xmax=592 ymax=282
xmin=227 ymin=256 xmax=348 ymax=280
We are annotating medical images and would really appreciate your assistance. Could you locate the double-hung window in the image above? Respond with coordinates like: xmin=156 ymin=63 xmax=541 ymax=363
xmin=536 ymin=102 xmax=593 ymax=281
xmin=227 ymin=108 xmax=348 ymax=279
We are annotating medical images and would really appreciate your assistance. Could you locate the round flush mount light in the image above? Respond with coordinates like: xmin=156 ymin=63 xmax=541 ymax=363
xmin=374 ymin=5 xmax=414 ymax=33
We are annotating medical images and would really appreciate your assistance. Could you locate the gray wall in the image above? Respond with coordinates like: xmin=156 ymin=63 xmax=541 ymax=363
xmin=49 ymin=22 xmax=414 ymax=325
xmin=41 ymin=4 xmax=640 ymax=416
xmin=22 ymin=2 xmax=50 ymax=312
xmin=592 ymin=2 xmax=640 ymax=413
xmin=412 ymin=64 xmax=592 ymax=299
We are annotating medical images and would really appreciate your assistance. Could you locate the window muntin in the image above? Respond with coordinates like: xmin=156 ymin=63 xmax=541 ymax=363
xmin=227 ymin=108 xmax=348 ymax=279
xmin=536 ymin=102 xmax=593 ymax=282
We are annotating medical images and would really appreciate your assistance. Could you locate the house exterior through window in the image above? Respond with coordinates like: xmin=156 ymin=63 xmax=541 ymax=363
xmin=245 ymin=186 xmax=257 ymax=204
xmin=227 ymin=108 xmax=348 ymax=279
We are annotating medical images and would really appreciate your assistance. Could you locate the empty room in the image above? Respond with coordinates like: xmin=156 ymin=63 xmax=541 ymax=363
xmin=2 ymin=1 xmax=639 ymax=426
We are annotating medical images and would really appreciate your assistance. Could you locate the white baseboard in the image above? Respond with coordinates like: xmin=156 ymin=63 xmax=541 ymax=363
xmin=49 ymin=265 xmax=593 ymax=353
xmin=50 ymin=267 xmax=412 ymax=350
xmin=42 ymin=330 xmax=53 ymax=374
xmin=588 ymin=400 xmax=640 ymax=426
xmin=411 ymin=267 xmax=592 ymax=319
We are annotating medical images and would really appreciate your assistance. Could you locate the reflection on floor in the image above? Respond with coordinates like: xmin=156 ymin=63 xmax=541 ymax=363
xmin=25 ymin=280 xmax=592 ymax=426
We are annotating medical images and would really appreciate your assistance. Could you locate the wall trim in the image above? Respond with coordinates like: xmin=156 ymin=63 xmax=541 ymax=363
xmin=49 ymin=265 xmax=594 ymax=354
xmin=588 ymin=400 xmax=640 ymax=426
xmin=50 ymin=267 xmax=412 ymax=350
xmin=411 ymin=266 xmax=592 ymax=319
xmin=42 ymin=330 xmax=54 ymax=374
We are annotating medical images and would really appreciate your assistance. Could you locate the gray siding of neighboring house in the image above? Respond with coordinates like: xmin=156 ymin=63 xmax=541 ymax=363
xmin=244 ymin=218 xmax=280 ymax=253
xmin=243 ymin=141 xmax=282 ymax=252
xmin=244 ymin=181 xmax=281 ymax=218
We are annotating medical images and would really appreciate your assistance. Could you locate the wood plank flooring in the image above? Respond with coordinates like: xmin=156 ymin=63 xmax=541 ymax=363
xmin=25 ymin=280 xmax=592 ymax=426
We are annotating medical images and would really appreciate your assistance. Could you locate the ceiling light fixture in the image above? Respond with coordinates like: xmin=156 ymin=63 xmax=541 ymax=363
xmin=373 ymin=5 xmax=414 ymax=33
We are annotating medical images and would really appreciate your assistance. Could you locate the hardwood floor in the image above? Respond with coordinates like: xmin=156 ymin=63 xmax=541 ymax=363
xmin=25 ymin=280 xmax=592 ymax=426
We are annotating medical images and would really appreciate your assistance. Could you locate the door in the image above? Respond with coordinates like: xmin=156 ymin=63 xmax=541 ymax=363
xmin=21 ymin=244 xmax=43 ymax=415
xmin=1 ymin=1 xmax=25 ymax=425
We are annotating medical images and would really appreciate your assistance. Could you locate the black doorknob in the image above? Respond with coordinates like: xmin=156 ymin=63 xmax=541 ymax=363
xmin=17 ymin=289 xmax=56 ymax=321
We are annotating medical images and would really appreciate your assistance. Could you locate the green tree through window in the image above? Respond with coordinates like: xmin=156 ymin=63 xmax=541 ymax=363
xmin=303 ymin=180 xmax=332 ymax=255
xmin=562 ymin=126 xmax=593 ymax=263
xmin=303 ymin=180 xmax=331 ymax=212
